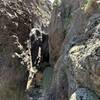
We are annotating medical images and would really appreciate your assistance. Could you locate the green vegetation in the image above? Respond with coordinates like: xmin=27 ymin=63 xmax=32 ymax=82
xmin=82 ymin=0 xmax=100 ymax=13
xmin=53 ymin=0 xmax=62 ymax=7
xmin=84 ymin=0 xmax=95 ymax=12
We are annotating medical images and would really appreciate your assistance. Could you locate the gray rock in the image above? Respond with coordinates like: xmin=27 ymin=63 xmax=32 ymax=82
xmin=70 ymin=88 xmax=99 ymax=100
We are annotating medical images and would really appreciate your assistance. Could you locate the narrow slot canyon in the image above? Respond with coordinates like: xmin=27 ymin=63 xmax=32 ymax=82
xmin=0 ymin=0 xmax=100 ymax=100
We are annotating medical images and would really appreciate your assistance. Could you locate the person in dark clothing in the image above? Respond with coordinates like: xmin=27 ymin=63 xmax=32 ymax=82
xmin=30 ymin=28 xmax=42 ymax=67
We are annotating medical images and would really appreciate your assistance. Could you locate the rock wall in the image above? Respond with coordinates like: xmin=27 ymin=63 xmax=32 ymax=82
xmin=49 ymin=0 xmax=85 ymax=66
xmin=0 ymin=0 xmax=51 ymax=99
xmin=0 ymin=0 xmax=100 ymax=100
xmin=44 ymin=0 xmax=100 ymax=100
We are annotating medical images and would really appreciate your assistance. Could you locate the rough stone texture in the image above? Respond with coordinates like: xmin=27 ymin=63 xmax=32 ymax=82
xmin=70 ymin=88 xmax=99 ymax=100
xmin=68 ymin=34 xmax=100 ymax=96
xmin=43 ymin=0 xmax=100 ymax=100
xmin=0 ymin=0 xmax=51 ymax=99
xmin=66 ymin=14 xmax=100 ymax=99
xmin=49 ymin=6 xmax=65 ymax=66
xmin=49 ymin=0 xmax=85 ymax=66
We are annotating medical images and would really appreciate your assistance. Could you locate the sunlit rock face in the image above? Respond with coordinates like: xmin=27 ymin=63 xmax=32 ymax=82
xmin=49 ymin=0 xmax=54 ymax=3
xmin=67 ymin=14 xmax=100 ymax=97
xmin=0 ymin=0 xmax=51 ymax=99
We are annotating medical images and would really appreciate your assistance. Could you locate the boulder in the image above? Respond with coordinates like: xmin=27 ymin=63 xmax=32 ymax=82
xmin=70 ymin=88 xmax=99 ymax=100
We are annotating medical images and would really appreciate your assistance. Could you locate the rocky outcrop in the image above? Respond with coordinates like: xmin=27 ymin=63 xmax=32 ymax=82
xmin=0 ymin=0 xmax=100 ymax=99
xmin=49 ymin=0 xmax=85 ymax=66
xmin=49 ymin=4 xmax=65 ymax=66
xmin=43 ymin=0 xmax=100 ymax=100
xmin=70 ymin=88 xmax=99 ymax=100
xmin=0 ymin=0 xmax=51 ymax=99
